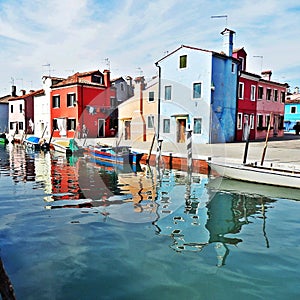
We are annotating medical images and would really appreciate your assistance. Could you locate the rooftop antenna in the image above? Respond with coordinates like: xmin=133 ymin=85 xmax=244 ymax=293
xmin=42 ymin=63 xmax=55 ymax=76
xmin=136 ymin=67 xmax=143 ymax=76
xmin=211 ymin=15 xmax=228 ymax=27
xmin=101 ymin=58 xmax=110 ymax=70
xmin=253 ymin=55 xmax=264 ymax=72
xmin=11 ymin=77 xmax=15 ymax=85
xmin=16 ymin=78 xmax=23 ymax=89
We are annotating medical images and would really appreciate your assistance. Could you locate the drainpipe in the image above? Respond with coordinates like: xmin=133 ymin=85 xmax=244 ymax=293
xmin=155 ymin=62 xmax=161 ymax=140
xmin=140 ymin=78 xmax=146 ymax=141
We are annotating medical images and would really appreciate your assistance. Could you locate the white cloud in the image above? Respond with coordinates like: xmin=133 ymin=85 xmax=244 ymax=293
xmin=0 ymin=0 xmax=299 ymax=94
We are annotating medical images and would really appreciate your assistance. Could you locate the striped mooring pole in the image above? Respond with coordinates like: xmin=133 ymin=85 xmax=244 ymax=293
xmin=186 ymin=129 xmax=193 ymax=174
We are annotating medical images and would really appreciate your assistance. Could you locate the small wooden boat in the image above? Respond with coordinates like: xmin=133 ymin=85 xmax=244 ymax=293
xmin=23 ymin=136 xmax=41 ymax=150
xmin=208 ymin=160 xmax=300 ymax=189
xmin=51 ymin=139 xmax=84 ymax=156
xmin=87 ymin=145 xmax=143 ymax=166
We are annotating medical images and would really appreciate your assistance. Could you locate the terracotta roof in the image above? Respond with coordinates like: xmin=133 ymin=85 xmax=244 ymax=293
xmin=51 ymin=70 xmax=106 ymax=88
xmin=0 ymin=95 xmax=13 ymax=103
xmin=9 ymin=89 xmax=44 ymax=100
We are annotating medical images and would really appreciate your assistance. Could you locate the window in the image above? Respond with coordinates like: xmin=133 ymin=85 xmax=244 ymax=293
xmin=52 ymin=119 xmax=58 ymax=130
xmin=258 ymin=86 xmax=263 ymax=100
xmin=266 ymin=88 xmax=272 ymax=101
xmin=148 ymin=91 xmax=155 ymax=102
xmin=19 ymin=122 xmax=23 ymax=130
xmin=179 ymin=55 xmax=187 ymax=68
xmin=92 ymin=74 xmax=102 ymax=84
xmin=10 ymin=122 xmax=14 ymax=130
xmin=193 ymin=118 xmax=202 ymax=134
xmin=10 ymin=105 xmax=13 ymax=113
xmin=266 ymin=115 xmax=271 ymax=127
xmin=19 ymin=104 xmax=23 ymax=113
xmin=250 ymin=85 xmax=256 ymax=101
xmin=291 ymin=106 xmax=296 ymax=114
xmin=239 ymin=57 xmax=245 ymax=71
xmin=67 ymin=118 xmax=76 ymax=131
xmin=257 ymin=114 xmax=263 ymax=128
xmin=164 ymin=86 xmax=172 ymax=100
xmin=281 ymin=91 xmax=286 ymax=103
xmin=193 ymin=83 xmax=202 ymax=99
xmin=274 ymin=90 xmax=278 ymax=102
xmin=120 ymin=83 xmax=124 ymax=91
xmin=67 ymin=93 xmax=76 ymax=107
xmin=147 ymin=115 xmax=154 ymax=129
xmin=110 ymin=97 xmax=117 ymax=108
xmin=163 ymin=119 xmax=170 ymax=133
xmin=231 ymin=63 xmax=235 ymax=73
xmin=238 ymin=83 xmax=244 ymax=99
xmin=237 ymin=113 xmax=243 ymax=129
xmin=250 ymin=114 xmax=255 ymax=129
xmin=52 ymin=95 xmax=60 ymax=108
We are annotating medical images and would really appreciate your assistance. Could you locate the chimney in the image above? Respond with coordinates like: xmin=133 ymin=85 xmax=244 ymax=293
xmin=103 ymin=69 xmax=110 ymax=88
xmin=261 ymin=70 xmax=272 ymax=81
xmin=126 ymin=76 xmax=133 ymax=87
xmin=221 ymin=28 xmax=235 ymax=56
xmin=20 ymin=89 xmax=26 ymax=95
xmin=294 ymin=87 xmax=299 ymax=94
xmin=12 ymin=85 xmax=17 ymax=97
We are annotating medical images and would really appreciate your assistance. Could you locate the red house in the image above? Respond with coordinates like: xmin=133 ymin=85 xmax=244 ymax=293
xmin=233 ymin=48 xmax=287 ymax=141
xmin=50 ymin=69 xmax=116 ymax=139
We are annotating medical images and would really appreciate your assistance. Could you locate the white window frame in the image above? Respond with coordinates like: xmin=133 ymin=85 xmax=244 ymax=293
xmin=273 ymin=89 xmax=278 ymax=102
xmin=291 ymin=106 xmax=296 ymax=114
xmin=164 ymin=85 xmax=172 ymax=101
xmin=163 ymin=119 xmax=170 ymax=133
xmin=238 ymin=83 xmax=244 ymax=99
xmin=237 ymin=113 xmax=243 ymax=129
xmin=250 ymin=114 xmax=255 ymax=129
xmin=192 ymin=82 xmax=202 ymax=99
xmin=250 ymin=85 xmax=256 ymax=101
xmin=258 ymin=86 xmax=263 ymax=100
xmin=147 ymin=115 xmax=155 ymax=129
xmin=193 ymin=118 xmax=202 ymax=134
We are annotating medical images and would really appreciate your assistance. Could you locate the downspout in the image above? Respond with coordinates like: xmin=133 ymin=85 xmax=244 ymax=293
xmin=140 ymin=79 xmax=146 ymax=141
xmin=155 ymin=62 xmax=161 ymax=140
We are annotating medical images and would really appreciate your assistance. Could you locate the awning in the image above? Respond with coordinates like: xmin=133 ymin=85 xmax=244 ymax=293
xmin=171 ymin=114 xmax=189 ymax=118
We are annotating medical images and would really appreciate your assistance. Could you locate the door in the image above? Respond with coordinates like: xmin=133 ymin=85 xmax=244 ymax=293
xmin=98 ymin=119 xmax=105 ymax=137
xmin=273 ymin=115 xmax=279 ymax=136
xmin=124 ymin=120 xmax=131 ymax=140
xmin=177 ymin=118 xmax=186 ymax=143
xmin=242 ymin=114 xmax=250 ymax=141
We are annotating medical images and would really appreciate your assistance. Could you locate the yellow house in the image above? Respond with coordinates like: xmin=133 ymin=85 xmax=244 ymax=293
xmin=118 ymin=76 xmax=158 ymax=145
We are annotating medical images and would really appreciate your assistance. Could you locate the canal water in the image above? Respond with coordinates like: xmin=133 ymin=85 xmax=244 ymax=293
xmin=0 ymin=144 xmax=299 ymax=300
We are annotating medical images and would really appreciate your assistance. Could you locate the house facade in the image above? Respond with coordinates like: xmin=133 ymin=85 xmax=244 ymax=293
xmin=34 ymin=76 xmax=64 ymax=140
xmin=118 ymin=76 xmax=158 ymax=144
xmin=155 ymin=28 xmax=239 ymax=145
xmin=284 ymin=88 xmax=300 ymax=132
xmin=8 ymin=88 xmax=44 ymax=141
xmin=0 ymin=95 xmax=11 ymax=133
xmin=50 ymin=70 xmax=116 ymax=139
xmin=233 ymin=49 xmax=287 ymax=141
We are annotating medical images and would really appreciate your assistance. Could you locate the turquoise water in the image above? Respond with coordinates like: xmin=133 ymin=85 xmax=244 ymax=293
xmin=0 ymin=145 xmax=300 ymax=300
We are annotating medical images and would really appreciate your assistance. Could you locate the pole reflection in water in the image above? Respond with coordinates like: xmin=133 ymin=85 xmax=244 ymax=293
xmin=2 ymin=145 xmax=277 ymax=266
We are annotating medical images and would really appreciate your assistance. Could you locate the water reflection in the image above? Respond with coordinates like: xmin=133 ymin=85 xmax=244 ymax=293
xmin=0 ymin=145 xmax=280 ymax=266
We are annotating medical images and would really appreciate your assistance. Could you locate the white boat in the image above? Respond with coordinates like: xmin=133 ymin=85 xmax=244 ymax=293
xmin=208 ymin=160 xmax=300 ymax=189
xmin=207 ymin=177 xmax=300 ymax=200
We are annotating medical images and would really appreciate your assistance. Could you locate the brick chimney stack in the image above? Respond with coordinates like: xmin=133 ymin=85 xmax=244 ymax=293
xmin=261 ymin=70 xmax=272 ymax=81
xmin=103 ymin=69 xmax=110 ymax=88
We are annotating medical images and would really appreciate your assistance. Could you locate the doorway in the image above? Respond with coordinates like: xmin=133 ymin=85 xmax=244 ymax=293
xmin=176 ymin=118 xmax=186 ymax=143
xmin=98 ymin=119 xmax=105 ymax=137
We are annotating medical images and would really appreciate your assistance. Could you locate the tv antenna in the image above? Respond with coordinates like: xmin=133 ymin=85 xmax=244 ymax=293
xmin=42 ymin=63 xmax=55 ymax=76
xmin=211 ymin=15 xmax=228 ymax=27
xmin=253 ymin=55 xmax=264 ymax=72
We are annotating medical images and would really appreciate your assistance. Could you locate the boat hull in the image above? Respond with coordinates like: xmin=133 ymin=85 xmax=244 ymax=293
xmin=208 ymin=161 xmax=300 ymax=189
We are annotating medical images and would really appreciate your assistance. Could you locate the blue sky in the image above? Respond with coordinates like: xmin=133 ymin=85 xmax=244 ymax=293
xmin=0 ymin=0 xmax=299 ymax=95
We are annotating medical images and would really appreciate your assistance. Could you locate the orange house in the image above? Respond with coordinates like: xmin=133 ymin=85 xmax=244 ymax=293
xmin=50 ymin=69 xmax=116 ymax=139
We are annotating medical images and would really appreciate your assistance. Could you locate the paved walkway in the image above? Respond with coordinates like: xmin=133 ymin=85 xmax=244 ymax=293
xmin=79 ymin=133 xmax=300 ymax=167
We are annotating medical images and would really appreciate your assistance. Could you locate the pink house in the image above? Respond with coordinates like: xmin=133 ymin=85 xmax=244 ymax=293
xmin=233 ymin=49 xmax=287 ymax=141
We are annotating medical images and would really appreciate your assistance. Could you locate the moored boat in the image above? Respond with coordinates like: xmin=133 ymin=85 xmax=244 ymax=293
xmin=0 ymin=133 xmax=9 ymax=145
xmin=208 ymin=160 xmax=300 ymax=189
xmin=87 ymin=145 xmax=143 ymax=166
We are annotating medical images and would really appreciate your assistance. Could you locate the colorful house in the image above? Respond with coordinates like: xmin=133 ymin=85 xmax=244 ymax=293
xmin=233 ymin=49 xmax=287 ymax=141
xmin=155 ymin=28 xmax=239 ymax=145
xmin=0 ymin=94 xmax=11 ymax=133
xmin=284 ymin=88 xmax=300 ymax=132
xmin=50 ymin=70 xmax=115 ymax=139
xmin=34 ymin=76 xmax=64 ymax=140
xmin=8 ymin=87 xmax=44 ymax=142
xmin=118 ymin=76 xmax=158 ymax=144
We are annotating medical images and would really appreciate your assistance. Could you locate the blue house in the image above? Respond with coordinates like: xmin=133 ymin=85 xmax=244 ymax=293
xmin=155 ymin=28 xmax=239 ymax=144
xmin=0 ymin=94 xmax=11 ymax=133
xmin=284 ymin=90 xmax=300 ymax=132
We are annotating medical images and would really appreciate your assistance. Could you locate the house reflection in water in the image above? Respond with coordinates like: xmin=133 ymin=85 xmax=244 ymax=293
xmin=154 ymin=172 xmax=276 ymax=267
